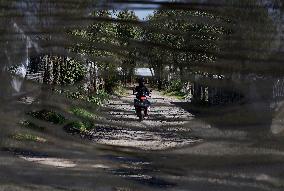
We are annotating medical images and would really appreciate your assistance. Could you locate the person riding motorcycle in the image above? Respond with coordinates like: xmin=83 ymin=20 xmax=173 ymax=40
xmin=133 ymin=77 xmax=150 ymax=97
xmin=133 ymin=77 xmax=151 ymax=117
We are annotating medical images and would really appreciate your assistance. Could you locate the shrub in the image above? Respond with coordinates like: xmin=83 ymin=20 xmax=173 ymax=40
xmin=12 ymin=133 xmax=47 ymax=143
xmin=70 ymin=108 xmax=95 ymax=119
xmin=166 ymin=79 xmax=183 ymax=93
xmin=113 ymin=84 xmax=127 ymax=96
xmin=64 ymin=120 xmax=93 ymax=133
xmin=68 ymin=121 xmax=86 ymax=132
xmin=28 ymin=110 xmax=66 ymax=124
xmin=88 ymin=90 xmax=109 ymax=105
xmin=21 ymin=120 xmax=45 ymax=131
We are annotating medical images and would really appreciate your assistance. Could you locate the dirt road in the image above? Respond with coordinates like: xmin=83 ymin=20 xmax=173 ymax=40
xmin=94 ymin=89 xmax=201 ymax=150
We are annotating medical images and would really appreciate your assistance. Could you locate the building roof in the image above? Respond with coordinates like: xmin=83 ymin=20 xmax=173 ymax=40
xmin=134 ymin=68 xmax=154 ymax=77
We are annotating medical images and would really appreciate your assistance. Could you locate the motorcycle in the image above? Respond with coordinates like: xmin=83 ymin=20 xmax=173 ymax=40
xmin=134 ymin=92 xmax=151 ymax=121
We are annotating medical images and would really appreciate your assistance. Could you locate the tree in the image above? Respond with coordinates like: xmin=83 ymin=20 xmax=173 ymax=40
xmin=71 ymin=10 xmax=117 ymax=94
xmin=142 ymin=9 xmax=224 ymax=90
xmin=116 ymin=10 xmax=140 ymax=85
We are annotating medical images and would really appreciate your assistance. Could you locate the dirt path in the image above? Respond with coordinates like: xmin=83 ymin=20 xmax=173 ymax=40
xmin=13 ymin=89 xmax=201 ymax=171
xmin=90 ymin=89 xmax=201 ymax=150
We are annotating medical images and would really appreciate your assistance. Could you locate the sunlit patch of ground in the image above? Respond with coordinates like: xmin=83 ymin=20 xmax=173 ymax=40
xmin=19 ymin=156 xmax=76 ymax=168
xmin=271 ymin=101 xmax=284 ymax=135
xmin=92 ymin=164 xmax=110 ymax=169
xmin=18 ymin=96 xmax=35 ymax=105
xmin=3 ymin=148 xmax=77 ymax=168
xmin=95 ymin=131 xmax=199 ymax=150
xmin=92 ymin=125 xmax=201 ymax=150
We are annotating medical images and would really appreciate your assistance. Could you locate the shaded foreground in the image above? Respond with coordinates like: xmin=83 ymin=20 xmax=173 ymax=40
xmin=1 ymin=90 xmax=284 ymax=191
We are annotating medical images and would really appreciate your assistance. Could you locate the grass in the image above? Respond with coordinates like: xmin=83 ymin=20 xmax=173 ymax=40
xmin=21 ymin=120 xmax=45 ymax=131
xmin=64 ymin=120 xmax=94 ymax=133
xmin=163 ymin=90 xmax=186 ymax=100
xmin=12 ymin=133 xmax=47 ymax=143
xmin=28 ymin=109 xmax=66 ymax=124
xmin=70 ymin=107 xmax=96 ymax=120
xmin=26 ymin=90 xmax=107 ymax=136
xmin=114 ymin=85 xmax=127 ymax=97
xmin=88 ymin=90 xmax=110 ymax=106
xmin=68 ymin=107 xmax=97 ymax=133
xmin=27 ymin=107 xmax=97 ymax=135
xmin=21 ymin=89 xmax=111 ymax=139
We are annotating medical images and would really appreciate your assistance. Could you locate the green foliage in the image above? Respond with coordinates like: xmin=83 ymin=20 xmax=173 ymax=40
xmin=70 ymin=108 xmax=95 ymax=119
xmin=65 ymin=85 xmax=87 ymax=100
xmin=144 ymin=9 xmax=224 ymax=76
xmin=116 ymin=10 xmax=140 ymax=43
xmin=116 ymin=10 xmax=140 ymax=83
xmin=65 ymin=120 xmax=93 ymax=133
xmin=88 ymin=90 xmax=109 ymax=105
xmin=166 ymin=80 xmax=183 ymax=93
xmin=104 ymin=77 xmax=119 ymax=94
xmin=55 ymin=84 xmax=109 ymax=106
xmin=67 ymin=91 xmax=86 ymax=100
xmin=67 ymin=121 xmax=86 ymax=132
xmin=12 ymin=133 xmax=47 ymax=143
xmin=164 ymin=79 xmax=186 ymax=99
xmin=69 ymin=10 xmax=124 ymax=94
xmin=28 ymin=110 xmax=66 ymax=124
xmin=113 ymin=83 xmax=127 ymax=96
xmin=164 ymin=91 xmax=186 ymax=100
xmin=219 ymin=0 xmax=276 ymax=61
xmin=26 ymin=107 xmax=96 ymax=134
xmin=25 ymin=107 xmax=97 ymax=135
xmin=38 ymin=55 xmax=86 ymax=86
xmin=59 ymin=58 xmax=86 ymax=85
xmin=21 ymin=120 xmax=45 ymax=131
xmin=67 ymin=107 xmax=98 ymax=134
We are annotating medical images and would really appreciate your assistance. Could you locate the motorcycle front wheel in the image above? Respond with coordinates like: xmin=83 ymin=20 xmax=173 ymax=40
xmin=137 ymin=108 xmax=144 ymax=121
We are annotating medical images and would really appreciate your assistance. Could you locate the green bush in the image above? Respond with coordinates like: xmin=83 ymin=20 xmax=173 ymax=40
xmin=113 ymin=84 xmax=127 ymax=96
xmin=104 ymin=77 xmax=120 ymax=94
xmin=21 ymin=120 xmax=45 ymax=131
xmin=57 ymin=85 xmax=109 ymax=106
xmin=88 ymin=90 xmax=109 ymax=105
xmin=166 ymin=80 xmax=183 ymax=93
xmin=65 ymin=120 xmax=93 ymax=133
xmin=28 ymin=110 xmax=66 ymax=124
xmin=12 ymin=133 xmax=47 ymax=143
xmin=67 ymin=91 xmax=86 ymax=100
xmin=163 ymin=79 xmax=186 ymax=99
xmin=58 ymin=59 xmax=86 ymax=85
xmin=70 ymin=108 xmax=95 ymax=119
xmin=68 ymin=121 xmax=86 ymax=132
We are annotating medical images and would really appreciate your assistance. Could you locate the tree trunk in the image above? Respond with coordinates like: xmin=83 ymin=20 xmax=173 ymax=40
xmin=92 ymin=63 xmax=98 ymax=95
xmin=53 ymin=56 xmax=60 ymax=85
xmin=193 ymin=82 xmax=202 ymax=103
xmin=43 ymin=55 xmax=52 ymax=85
xmin=150 ymin=67 xmax=154 ymax=77
xmin=180 ymin=66 xmax=184 ymax=83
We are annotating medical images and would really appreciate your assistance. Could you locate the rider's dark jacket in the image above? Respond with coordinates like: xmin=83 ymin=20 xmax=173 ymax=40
xmin=134 ymin=84 xmax=150 ymax=98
